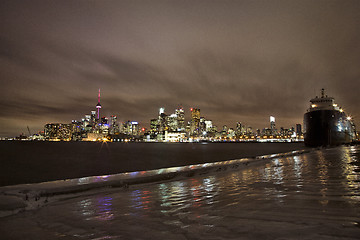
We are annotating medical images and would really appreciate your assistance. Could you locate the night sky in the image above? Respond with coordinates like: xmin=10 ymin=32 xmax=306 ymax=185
xmin=1 ymin=0 xmax=360 ymax=137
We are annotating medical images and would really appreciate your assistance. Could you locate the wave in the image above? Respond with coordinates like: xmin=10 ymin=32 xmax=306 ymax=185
xmin=0 ymin=148 xmax=312 ymax=218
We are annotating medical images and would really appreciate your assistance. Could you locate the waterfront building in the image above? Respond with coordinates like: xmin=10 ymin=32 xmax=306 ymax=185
xmin=246 ymin=126 xmax=253 ymax=135
xmin=256 ymin=129 xmax=261 ymax=136
xmin=164 ymin=131 xmax=186 ymax=142
xmin=262 ymin=128 xmax=272 ymax=137
xmin=82 ymin=133 xmax=107 ymax=141
xmin=236 ymin=122 xmax=242 ymax=136
xmin=44 ymin=123 xmax=73 ymax=141
xmin=227 ymin=128 xmax=235 ymax=139
xmin=222 ymin=125 xmax=228 ymax=132
xmin=236 ymin=122 xmax=247 ymax=136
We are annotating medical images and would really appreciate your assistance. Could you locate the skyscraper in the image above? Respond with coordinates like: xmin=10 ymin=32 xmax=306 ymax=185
xmin=296 ymin=124 xmax=302 ymax=136
xmin=158 ymin=107 xmax=167 ymax=131
xmin=190 ymin=108 xmax=200 ymax=136
xmin=270 ymin=116 xmax=276 ymax=135
xmin=109 ymin=115 xmax=119 ymax=134
xmin=175 ymin=107 xmax=185 ymax=131
xmin=150 ymin=119 xmax=159 ymax=132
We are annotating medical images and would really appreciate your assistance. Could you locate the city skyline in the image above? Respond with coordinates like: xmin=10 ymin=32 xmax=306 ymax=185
xmin=10 ymin=89 xmax=302 ymax=138
xmin=39 ymin=95 xmax=303 ymax=142
xmin=1 ymin=0 xmax=360 ymax=137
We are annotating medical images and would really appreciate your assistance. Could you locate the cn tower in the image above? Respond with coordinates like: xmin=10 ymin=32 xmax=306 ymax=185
xmin=96 ymin=88 xmax=102 ymax=120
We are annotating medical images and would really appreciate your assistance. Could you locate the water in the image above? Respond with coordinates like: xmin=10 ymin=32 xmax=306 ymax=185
xmin=0 ymin=145 xmax=359 ymax=239
xmin=0 ymin=141 xmax=306 ymax=186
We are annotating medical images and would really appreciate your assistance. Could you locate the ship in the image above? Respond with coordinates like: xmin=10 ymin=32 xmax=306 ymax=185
xmin=304 ymin=89 xmax=356 ymax=147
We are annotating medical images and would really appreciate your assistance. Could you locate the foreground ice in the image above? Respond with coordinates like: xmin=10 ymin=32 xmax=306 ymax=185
xmin=1 ymin=146 xmax=360 ymax=239
xmin=0 ymin=149 xmax=309 ymax=217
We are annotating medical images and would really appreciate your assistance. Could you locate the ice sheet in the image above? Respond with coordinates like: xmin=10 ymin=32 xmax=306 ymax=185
xmin=0 ymin=149 xmax=311 ymax=217
xmin=1 ymin=146 xmax=359 ymax=239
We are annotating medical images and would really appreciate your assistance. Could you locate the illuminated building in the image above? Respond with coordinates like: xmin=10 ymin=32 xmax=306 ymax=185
xmin=164 ymin=131 xmax=186 ymax=142
xmin=262 ymin=128 xmax=272 ymax=136
xmin=101 ymin=117 xmax=108 ymax=125
xmin=83 ymin=115 xmax=91 ymax=129
xmin=222 ymin=125 xmax=228 ymax=132
xmin=109 ymin=115 xmax=119 ymax=134
xmin=158 ymin=107 xmax=167 ymax=131
xmin=167 ymin=113 xmax=178 ymax=132
xmin=296 ymin=124 xmax=302 ymax=136
xmin=122 ymin=121 xmax=140 ymax=136
xmin=199 ymin=117 xmax=206 ymax=132
xmin=90 ymin=111 xmax=96 ymax=127
xmin=227 ymin=128 xmax=235 ymax=138
xmin=165 ymin=107 xmax=185 ymax=132
xmin=280 ymin=127 xmax=294 ymax=138
xmin=270 ymin=116 xmax=276 ymax=135
xmin=205 ymin=120 xmax=213 ymax=132
xmin=246 ymin=126 xmax=253 ymax=135
xmin=175 ymin=107 xmax=185 ymax=131
xmin=100 ymin=117 xmax=109 ymax=134
xmin=236 ymin=122 xmax=242 ymax=135
xmin=44 ymin=123 xmax=72 ymax=141
xmin=190 ymin=108 xmax=200 ymax=136
xmin=71 ymin=120 xmax=83 ymax=141
xmin=150 ymin=118 xmax=159 ymax=132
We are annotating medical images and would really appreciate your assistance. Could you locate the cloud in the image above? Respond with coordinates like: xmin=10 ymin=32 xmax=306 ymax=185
xmin=1 ymin=0 xmax=360 ymax=136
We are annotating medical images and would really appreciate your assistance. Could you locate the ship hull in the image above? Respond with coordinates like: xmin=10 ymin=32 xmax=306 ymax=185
xmin=304 ymin=110 xmax=354 ymax=147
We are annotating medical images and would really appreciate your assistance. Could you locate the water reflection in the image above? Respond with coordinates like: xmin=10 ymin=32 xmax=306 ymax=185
xmin=316 ymin=151 xmax=329 ymax=186
xmin=292 ymin=155 xmax=303 ymax=186
xmin=130 ymin=189 xmax=152 ymax=211
xmin=155 ymin=176 xmax=220 ymax=215
xmin=341 ymin=146 xmax=360 ymax=202
xmin=73 ymin=145 xmax=360 ymax=239
xmin=272 ymin=158 xmax=285 ymax=184
xmin=78 ymin=196 xmax=114 ymax=221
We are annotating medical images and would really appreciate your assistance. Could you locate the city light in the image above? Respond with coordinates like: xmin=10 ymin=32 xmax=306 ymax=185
xmin=11 ymin=90 xmax=330 ymax=143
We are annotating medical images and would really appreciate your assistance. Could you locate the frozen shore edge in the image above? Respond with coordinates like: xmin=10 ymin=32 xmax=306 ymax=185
xmin=0 ymin=148 xmax=315 ymax=218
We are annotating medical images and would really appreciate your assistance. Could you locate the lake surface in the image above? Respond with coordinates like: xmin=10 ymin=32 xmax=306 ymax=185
xmin=0 ymin=141 xmax=306 ymax=186
xmin=0 ymin=145 xmax=359 ymax=239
